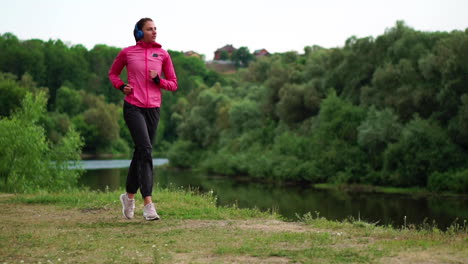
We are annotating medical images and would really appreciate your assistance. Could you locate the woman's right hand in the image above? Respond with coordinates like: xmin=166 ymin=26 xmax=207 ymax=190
xmin=122 ymin=84 xmax=133 ymax=95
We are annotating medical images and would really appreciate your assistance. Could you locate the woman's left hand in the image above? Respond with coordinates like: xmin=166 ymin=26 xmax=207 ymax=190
xmin=149 ymin=70 xmax=158 ymax=79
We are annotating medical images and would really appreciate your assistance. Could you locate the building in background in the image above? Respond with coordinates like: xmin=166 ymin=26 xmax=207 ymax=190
xmin=253 ymin=48 xmax=270 ymax=58
xmin=184 ymin=50 xmax=202 ymax=59
xmin=214 ymin=44 xmax=237 ymax=60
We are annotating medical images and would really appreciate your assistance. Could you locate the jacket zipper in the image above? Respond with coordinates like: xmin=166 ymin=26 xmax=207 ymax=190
xmin=145 ymin=47 xmax=149 ymax=107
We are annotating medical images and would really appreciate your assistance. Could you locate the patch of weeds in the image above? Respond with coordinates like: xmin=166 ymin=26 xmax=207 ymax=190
xmin=379 ymin=238 xmax=443 ymax=252
xmin=333 ymin=248 xmax=373 ymax=263
xmin=296 ymin=211 xmax=343 ymax=229
xmin=288 ymin=246 xmax=376 ymax=264
xmin=77 ymin=221 xmax=142 ymax=229
xmin=9 ymin=188 xmax=119 ymax=210
xmin=214 ymin=229 xmax=339 ymax=262
xmin=446 ymin=218 xmax=468 ymax=234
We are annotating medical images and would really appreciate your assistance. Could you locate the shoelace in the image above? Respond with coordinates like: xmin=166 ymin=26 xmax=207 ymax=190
xmin=126 ymin=199 xmax=135 ymax=209
xmin=145 ymin=204 xmax=156 ymax=214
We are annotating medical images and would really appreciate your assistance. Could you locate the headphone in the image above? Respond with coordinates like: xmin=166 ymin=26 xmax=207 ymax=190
xmin=134 ymin=23 xmax=144 ymax=40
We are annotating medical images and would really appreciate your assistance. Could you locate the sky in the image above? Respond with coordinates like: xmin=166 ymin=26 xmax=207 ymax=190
xmin=1 ymin=0 xmax=467 ymax=60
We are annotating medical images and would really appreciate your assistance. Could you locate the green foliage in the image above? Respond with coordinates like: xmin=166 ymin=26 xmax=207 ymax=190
xmin=358 ymin=107 xmax=402 ymax=153
xmin=62 ymin=91 xmax=124 ymax=153
xmin=200 ymin=149 xmax=244 ymax=176
xmin=314 ymin=92 xmax=366 ymax=142
xmin=276 ymin=83 xmax=311 ymax=124
xmin=167 ymin=140 xmax=202 ymax=168
xmin=241 ymin=56 xmax=271 ymax=83
xmin=231 ymin=46 xmax=254 ymax=67
xmin=0 ymin=92 xmax=83 ymax=193
xmin=228 ymin=99 xmax=261 ymax=134
xmin=41 ymin=111 xmax=72 ymax=144
xmin=0 ymin=72 xmax=26 ymax=116
xmin=176 ymin=86 xmax=228 ymax=148
xmin=308 ymin=138 xmax=368 ymax=184
xmin=383 ymin=117 xmax=465 ymax=187
xmin=83 ymin=105 xmax=119 ymax=151
xmin=357 ymin=107 xmax=402 ymax=171
xmin=55 ymin=86 xmax=83 ymax=116
xmin=170 ymin=23 xmax=468 ymax=192
xmin=0 ymin=34 xmax=135 ymax=155
xmin=86 ymin=44 xmax=121 ymax=103
xmin=2 ymin=23 xmax=468 ymax=193
xmin=428 ymin=169 xmax=468 ymax=193
xmin=448 ymin=94 xmax=468 ymax=148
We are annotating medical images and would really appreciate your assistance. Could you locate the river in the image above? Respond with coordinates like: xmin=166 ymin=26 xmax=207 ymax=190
xmin=77 ymin=159 xmax=468 ymax=229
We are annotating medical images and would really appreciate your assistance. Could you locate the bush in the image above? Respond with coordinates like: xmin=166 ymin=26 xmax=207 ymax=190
xmin=304 ymin=92 xmax=369 ymax=183
xmin=428 ymin=169 xmax=468 ymax=193
xmin=357 ymin=107 xmax=402 ymax=169
xmin=383 ymin=117 xmax=465 ymax=187
xmin=111 ymin=138 xmax=130 ymax=154
xmin=245 ymin=152 xmax=275 ymax=179
xmin=0 ymin=73 xmax=26 ymax=117
xmin=167 ymin=140 xmax=202 ymax=168
xmin=0 ymin=92 xmax=83 ymax=193
xmin=199 ymin=149 xmax=238 ymax=175
xmin=270 ymin=155 xmax=303 ymax=181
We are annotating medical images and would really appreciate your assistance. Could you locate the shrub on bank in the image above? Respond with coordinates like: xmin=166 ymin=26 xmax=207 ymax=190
xmin=428 ymin=169 xmax=468 ymax=193
xmin=0 ymin=92 xmax=83 ymax=193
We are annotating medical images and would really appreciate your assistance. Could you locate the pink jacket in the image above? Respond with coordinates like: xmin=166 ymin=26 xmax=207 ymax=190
xmin=108 ymin=41 xmax=178 ymax=108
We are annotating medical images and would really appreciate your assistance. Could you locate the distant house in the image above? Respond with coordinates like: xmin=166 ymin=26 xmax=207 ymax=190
xmin=253 ymin=48 xmax=270 ymax=57
xmin=184 ymin=50 xmax=201 ymax=58
xmin=214 ymin=44 xmax=237 ymax=60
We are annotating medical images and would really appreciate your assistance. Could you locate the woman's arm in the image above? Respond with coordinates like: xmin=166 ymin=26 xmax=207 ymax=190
xmin=159 ymin=52 xmax=178 ymax=91
xmin=108 ymin=49 xmax=127 ymax=90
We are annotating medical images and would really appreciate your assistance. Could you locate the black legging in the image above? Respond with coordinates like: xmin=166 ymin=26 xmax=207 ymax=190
xmin=123 ymin=101 xmax=160 ymax=198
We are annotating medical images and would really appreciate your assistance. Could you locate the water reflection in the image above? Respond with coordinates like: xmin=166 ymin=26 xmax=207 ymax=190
xmin=81 ymin=168 xmax=125 ymax=191
xmin=78 ymin=162 xmax=468 ymax=229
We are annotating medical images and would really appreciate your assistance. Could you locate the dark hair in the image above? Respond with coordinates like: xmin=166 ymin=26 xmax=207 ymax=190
xmin=133 ymin=17 xmax=153 ymax=42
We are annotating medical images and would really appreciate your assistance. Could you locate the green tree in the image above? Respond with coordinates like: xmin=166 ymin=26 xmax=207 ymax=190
xmin=0 ymin=92 xmax=83 ymax=193
xmin=41 ymin=111 xmax=72 ymax=144
xmin=228 ymin=99 xmax=261 ymax=135
xmin=428 ymin=169 xmax=468 ymax=193
xmin=176 ymin=87 xmax=228 ymax=148
xmin=80 ymin=104 xmax=120 ymax=153
xmin=276 ymin=83 xmax=317 ymax=125
xmin=448 ymin=94 xmax=468 ymax=149
xmin=383 ymin=117 xmax=465 ymax=187
xmin=262 ymin=58 xmax=290 ymax=120
xmin=307 ymin=92 xmax=368 ymax=183
xmin=357 ymin=107 xmax=402 ymax=170
xmin=0 ymin=73 xmax=26 ymax=117
xmin=432 ymin=31 xmax=468 ymax=124
xmin=55 ymin=86 xmax=83 ymax=116
xmin=87 ymin=44 xmax=125 ymax=104
xmin=232 ymin=46 xmax=254 ymax=67
xmin=0 ymin=33 xmax=28 ymax=78
xmin=241 ymin=56 xmax=272 ymax=83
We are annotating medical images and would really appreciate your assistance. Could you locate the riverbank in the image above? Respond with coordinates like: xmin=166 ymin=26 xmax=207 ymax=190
xmin=81 ymin=152 xmax=130 ymax=160
xmin=1 ymin=189 xmax=467 ymax=263
xmin=81 ymin=151 xmax=166 ymax=160
xmin=313 ymin=183 xmax=468 ymax=198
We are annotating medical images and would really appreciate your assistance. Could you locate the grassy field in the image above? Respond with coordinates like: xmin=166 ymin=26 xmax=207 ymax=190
xmin=0 ymin=188 xmax=467 ymax=263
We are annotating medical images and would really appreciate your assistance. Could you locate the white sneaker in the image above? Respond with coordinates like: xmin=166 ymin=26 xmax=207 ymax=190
xmin=143 ymin=203 xmax=160 ymax=221
xmin=120 ymin=193 xmax=135 ymax=219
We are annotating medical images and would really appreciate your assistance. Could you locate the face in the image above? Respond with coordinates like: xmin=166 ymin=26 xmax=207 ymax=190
xmin=142 ymin=21 xmax=157 ymax=42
